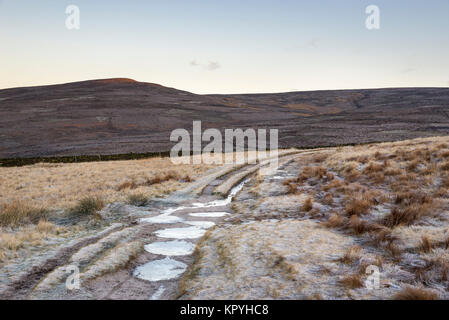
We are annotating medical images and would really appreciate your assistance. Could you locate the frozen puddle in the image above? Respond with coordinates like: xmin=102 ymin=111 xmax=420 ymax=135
xmin=185 ymin=221 xmax=215 ymax=229
xmin=160 ymin=206 xmax=188 ymax=215
xmin=134 ymin=257 xmax=187 ymax=281
xmin=191 ymin=179 xmax=249 ymax=208
xmin=141 ymin=179 xmax=246 ymax=224
xmin=145 ymin=240 xmax=195 ymax=256
xmin=140 ymin=215 xmax=184 ymax=224
xmin=155 ymin=226 xmax=206 ymax=239
xmin=189 ymin=212 xmax=230 ymax=218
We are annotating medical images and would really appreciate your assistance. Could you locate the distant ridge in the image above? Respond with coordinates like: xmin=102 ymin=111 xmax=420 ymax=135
xmin=1 ymin=78 xmax=449 ymax=158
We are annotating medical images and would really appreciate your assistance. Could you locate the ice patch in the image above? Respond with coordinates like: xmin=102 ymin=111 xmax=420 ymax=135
xmin=189 ymin=212 xmax=230 ymax=218
xmin=134 ymin=258 xmax=187 ymax=281
xmin=160 ymin=206 xmax=188 ymax=215
xmin=140 ymin=215 xmax=183 ymax=224
xmin=145 ymin=240 xmax=195 ymax=256
xmin=155 ymin=226 xmax=206 ymax=239
xmin=150 ymin=285 xmax=166 ymax=300
xmin=191 ymin=179 xmax=248 ymax=208
xmin=185 ymin=221 xmax=216 ymax=229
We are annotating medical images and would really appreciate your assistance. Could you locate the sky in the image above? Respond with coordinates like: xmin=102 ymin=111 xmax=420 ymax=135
xmin=0 ymin=0 xmax=448 ymax=93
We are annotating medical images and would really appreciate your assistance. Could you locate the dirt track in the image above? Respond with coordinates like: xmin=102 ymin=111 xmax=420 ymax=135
xmin=0 ymin=151 xmax=306 ymax=300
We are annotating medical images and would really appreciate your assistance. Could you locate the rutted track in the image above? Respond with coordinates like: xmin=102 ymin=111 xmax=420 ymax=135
xmin=0 ymin=150 xmax=321 ymax=300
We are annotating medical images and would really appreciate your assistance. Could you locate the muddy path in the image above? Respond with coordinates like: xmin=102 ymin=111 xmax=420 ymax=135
xmin=0 ymin=151 xmax=318 ymax=300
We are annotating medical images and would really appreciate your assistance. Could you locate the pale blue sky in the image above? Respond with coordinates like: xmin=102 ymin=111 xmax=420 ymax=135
xmin=0 ymin=0 xmax=448 ymax=93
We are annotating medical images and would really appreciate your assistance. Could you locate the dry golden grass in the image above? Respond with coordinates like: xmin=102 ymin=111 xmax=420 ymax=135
xmin=301 ymin=197 xmax=313 ymax=212
xmin=117 ymin=171 xmax=189 ymax=191
xmin=0 ymin=222 xmax=65 ymax=257
xmin=309 ymin=136 xmax=449 ymax=296
xmin=345 ymin=192 xmax=375 ymax=216
xmin=440 ymin=161 xmax=449 ymax=171
xmin=322 ymin=193 xmax=334 ymax=205
xmin=419 ymin=235 xmax=433 ymax=253
xmin=0 ymin=157 xmax=214 ymax=211
xmin=382 ymin=202 xmax=435 ymax=228
xmin=70 ymin=196 xmax=104 ymax=218
xmin=339 ymin=274 xmax=364 ymax=289
xmin=322 ymin=179 xmax=344 ymax=192
xmin=36 ymin=220 xmax=55 ymax=233
xmin=393 ymin=286 xmax=440 ymax=300
xmin=127 ymin=193 xmax=149 ymax=206
xmin=283 ymin=181 xmax=298 ymax=194
xmin=338 ymin=246 xmax=361 ymax=264
xmin=347 ymin=215 xmax=378 ymax=235
xmin=0 ymin=201 xmax=48 ymax=227
xmin=297 ymin=166 xmax=329 ymax=182
xmin=371 ymin=227 xmax=396 ymax=246
xmin=0 ymin=156 xmax=215 ymax=265
xmin=323 ymin=214 xmax=346 ymax=228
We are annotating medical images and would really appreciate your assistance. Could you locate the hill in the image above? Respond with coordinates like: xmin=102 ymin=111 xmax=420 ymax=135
xmin=0 ymin=78 xmax=448 ymax=158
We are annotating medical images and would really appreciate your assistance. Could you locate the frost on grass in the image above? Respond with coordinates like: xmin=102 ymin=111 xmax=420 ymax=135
xmin=70 ymin=227 xmax=137 ymax=265
xmin=179 ymin=220 xmax=367 ymax=300
xmin=221 ymin=136 xmax=449 ymax=299
xmin=34 ymin=237 xmax=143 ymax=292
xmin=34 ymin=266 xmax=71 ymax=292
xmin=81 ymin=240 xmax=143 ymax=280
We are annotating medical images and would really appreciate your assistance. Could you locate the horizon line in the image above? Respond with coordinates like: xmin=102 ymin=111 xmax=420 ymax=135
xmin=1 ymin=78 xmax=448 ymax=96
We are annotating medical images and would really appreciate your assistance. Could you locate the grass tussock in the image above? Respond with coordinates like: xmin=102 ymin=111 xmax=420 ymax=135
xmin=0 ymin=201 xmax=48 ymax=227
xmin=298 ymin=166 xmax=331 ymax=182
xmin=382 ymin=203 xmax=433 ymax=228
xmin=440 ymin=161 xmax=449 ymax=171
xmin=117 ymin=171 xmax=181 ymax=191
xmin=127 ymin=193 xmax=149 ymax=207
xmin=323 ymin=214 xmax=346 ymax=228
xmin=322 ymin=179 xmax=344 ymax=192
xmin=393 ymin=286 xmax=440 ymax=300
xmin=322 ymin=193 xmax=334 ymax=205
xmin=339 ymin=246 xmax=361 ymax=264
xmin=70 ymin=196 xmax=104 ymax=217
xmin=301 ymin=198 xmax=313 ymax=212
xmin=282 ymin=180 xmax=298 ymax=194
xmin=347 ymin=215 xmax=379 ymax=235
xmin=419 ymin=236 xmax=433 ymax=253
xmin=339 ymin=274 xmax=364 ymax=289
xmin=371 ymin=228 xmax=396 ymax=246
xmin=345 ymin=192 xmax=375 ymax=216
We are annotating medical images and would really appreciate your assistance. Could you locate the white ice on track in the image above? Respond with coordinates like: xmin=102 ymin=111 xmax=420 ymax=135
xmin=140 ymin=215 xmax=184 ymax=224
xmin=155 ymin=226 xmax=206 ymax=239
xmin=189 ymin=212 xmax=230 ymax=218
xmin=134 ymin=257 xmax=187 ymax=281
xmin=150 ymin=285 xmax=166 ymax=300
xmin=191 ymin=179 xmax=248 ymax=208
xmin=160 ymin=207 xmax=188 ymax=215
xmin=134 ymin=178 xmax=248 ymax=283
xmin=185 ymin=221 xmax=216 ymax=228
xmin=144 ymin=240 xmax=195 ymax=256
